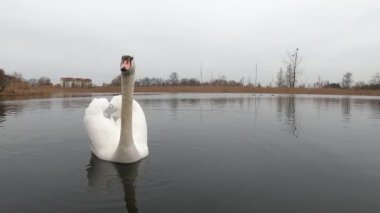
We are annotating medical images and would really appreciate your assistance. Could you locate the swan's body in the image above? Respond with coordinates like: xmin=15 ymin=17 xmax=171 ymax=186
xmin=84 ymin=56 xmax=148 ymax=163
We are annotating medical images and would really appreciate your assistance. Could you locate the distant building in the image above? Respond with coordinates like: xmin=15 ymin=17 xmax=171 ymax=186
xmin=60 ymin=77 xmax=92 ymax=88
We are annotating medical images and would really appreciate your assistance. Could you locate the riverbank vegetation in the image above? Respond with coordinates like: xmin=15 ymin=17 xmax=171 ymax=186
xmin=1 ymin=66 xmax=380 ymax=97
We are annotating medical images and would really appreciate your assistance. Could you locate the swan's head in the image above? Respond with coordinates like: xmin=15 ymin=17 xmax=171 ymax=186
xmin=120 ymin=55 xmax=135 ymax=75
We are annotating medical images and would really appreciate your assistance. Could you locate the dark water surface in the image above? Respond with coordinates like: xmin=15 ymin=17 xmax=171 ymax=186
xmin=1 ymin=93 xmax=380 ymax=213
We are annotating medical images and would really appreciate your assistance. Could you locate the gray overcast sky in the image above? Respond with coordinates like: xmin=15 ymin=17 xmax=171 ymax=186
xmin=0 ymin=0 xmax=379 ymax=85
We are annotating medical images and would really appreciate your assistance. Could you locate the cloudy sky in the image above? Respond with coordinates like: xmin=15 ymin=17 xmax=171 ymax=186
xmin=0 ymin=0 xmax=379 ymax=85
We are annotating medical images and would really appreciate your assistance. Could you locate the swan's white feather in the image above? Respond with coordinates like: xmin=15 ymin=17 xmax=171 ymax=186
xmin=84 ymin=96 xmax=148 ymax=163
xmin=110 ymin=95 xmax=122 ymax=118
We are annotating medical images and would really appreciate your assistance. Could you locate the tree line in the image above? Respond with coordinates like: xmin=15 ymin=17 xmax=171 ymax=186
xmin=275 ymin=49 xmax=380 ymax=89
xmin=277 ymin=68 xmax=380 ymax=89
xmin=0 ymin=68 xmax=52 ymax=92
xmin=109 ymin=72 xmax=245 ymax=87
xmin=109 ymin=48 xmax=380 ymax=90
xmin=2 ymin=47 xmax=380 ymax=91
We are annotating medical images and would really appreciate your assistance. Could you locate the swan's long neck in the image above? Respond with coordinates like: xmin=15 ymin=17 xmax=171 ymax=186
xmin=119 ymin=70 xmax=135 ymax=149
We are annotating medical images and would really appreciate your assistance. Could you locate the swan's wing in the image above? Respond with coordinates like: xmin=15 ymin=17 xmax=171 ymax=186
xmin=132 ymin=100 xmax=148 ymax=157
xmin=84 ymin=97 xmax=148 ymax=161
xmin=109 ymin=95 xmax=122 ymax=119
xmin=84 ymin=98 xmax=120 ymax=161
xmin=110 ymin=95 xmax=122 ymax=108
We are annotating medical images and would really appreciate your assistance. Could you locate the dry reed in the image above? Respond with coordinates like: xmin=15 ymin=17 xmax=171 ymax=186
xmin=1 ymin=85 xmax=380 ymax=97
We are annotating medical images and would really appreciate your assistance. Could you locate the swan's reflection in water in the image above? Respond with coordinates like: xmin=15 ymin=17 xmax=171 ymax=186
xmin=86 ymin=154 xmax=141 ymax=213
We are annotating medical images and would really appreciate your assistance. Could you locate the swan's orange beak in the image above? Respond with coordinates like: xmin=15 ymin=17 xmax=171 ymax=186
xmin=120 ymin=55 xmax=134 ymax=72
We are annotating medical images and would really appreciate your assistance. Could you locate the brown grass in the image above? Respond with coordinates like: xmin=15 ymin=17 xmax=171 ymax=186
xmin=0 ymin=81 xmax=41 ymax=96
xmin=1 ymin=85 xmax=380 ymax=97
xmin=135 ymin=86 xmax=380 ymax=96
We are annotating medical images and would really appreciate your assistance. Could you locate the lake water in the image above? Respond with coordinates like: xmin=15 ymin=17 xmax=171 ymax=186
xmin=1 ymin=93 xmax=380 ymax=213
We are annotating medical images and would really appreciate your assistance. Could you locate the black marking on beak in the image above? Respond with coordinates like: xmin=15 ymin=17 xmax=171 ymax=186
xmin=120 ymin=55 xmax=134 ymax=73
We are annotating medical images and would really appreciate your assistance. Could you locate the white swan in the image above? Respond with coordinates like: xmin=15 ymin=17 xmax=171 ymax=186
xmin=84 ymin=55 xmax=148 ymax=163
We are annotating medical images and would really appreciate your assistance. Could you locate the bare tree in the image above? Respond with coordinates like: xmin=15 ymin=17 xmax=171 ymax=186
xmin=341 ymin=72 xmax=353 ymax=89
xmin=369 ymin=73 xmax=380 ymax=89
xmin=285 ymin=48 xmax=301 ymax=87
xmin=38 ymin=76 xmax=51 ymax=85
xmin=12 ymin=72 xmax=24 ymax=82
xmin=314 ymin=76 xmax=323 ymax=88
xmin=276 ymin=68 xmax=285 ymax=87
xmin=354 ymin=81 xmax=367 ymax=89
xmin=169 ymin=72 xmax=179 ymax=85
xmin=180 ymin=78 xmax=200 ymax=86
xmin=285 ymin=64 xmax=293 ymax=87
xmin=110 ymin=75 xmax=121 ymax=86
xmin=0 ymin=69 xmax=5 ymax=91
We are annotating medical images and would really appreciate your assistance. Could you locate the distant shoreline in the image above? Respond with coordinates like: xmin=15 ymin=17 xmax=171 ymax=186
xmin=1 ymin=85 xmax=380 ymax=97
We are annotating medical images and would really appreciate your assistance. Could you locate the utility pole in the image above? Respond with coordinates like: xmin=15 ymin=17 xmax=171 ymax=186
xmin=200 ymin=62 xmax=203 ymax=87
xmin=255 ymin=63 xmax=258 ymax=87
